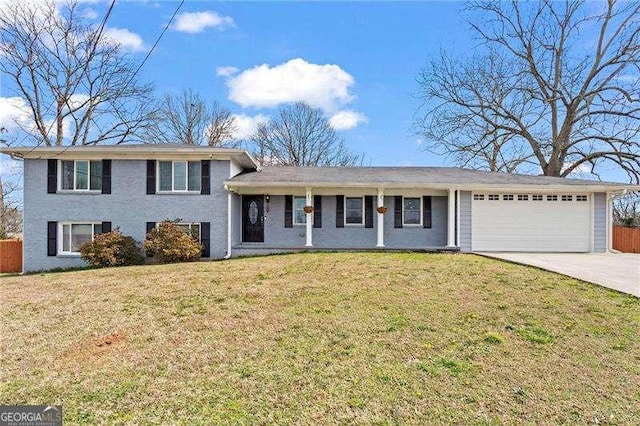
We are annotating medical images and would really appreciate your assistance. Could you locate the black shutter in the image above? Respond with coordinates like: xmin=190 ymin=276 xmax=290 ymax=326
xmin=336 ymin=195 xmax=344 ymax=228
xmin=423 ymin=196 xmax=432 ymax=229
xmin=47 ymin=221 xmax=57 ymax=256
xmin=313 ymin=195 xmax=322 ymax=228
xmin=146 ymin=160 xmax=155 ymax=194
xmin=101 ymin=221 xmax=112 ymax=233
xmin=284 ymin=195 xmax=293 ymax=228
xmin=47 ymin=159 xmax=57 ymax=193
xmin=394 ymin=196 xmax=403 ymax=228
xmin=365 ymin=195 xmax=374 ymax=228
xmin=201 ymin=222 xmax=210 ymax=257
xmin=201 ymin=160 xmax=210 ymax=195
xmin=101 ymin=160 xmax=111 ymax=194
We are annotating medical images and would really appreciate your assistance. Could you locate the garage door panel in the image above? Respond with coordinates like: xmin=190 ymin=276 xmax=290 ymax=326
xmin=471 ymin=196 xmax=591 ymax=252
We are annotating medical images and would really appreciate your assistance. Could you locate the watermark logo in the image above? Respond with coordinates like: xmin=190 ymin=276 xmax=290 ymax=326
xmin=0 ymin=405 xmax=62 ymax=426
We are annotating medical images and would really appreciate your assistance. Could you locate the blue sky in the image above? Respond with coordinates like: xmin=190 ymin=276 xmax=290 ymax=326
xmin=94 ymin=0 xmax=474 ymax=166
xmin=0 ymin=0 xmax=632 ymax=184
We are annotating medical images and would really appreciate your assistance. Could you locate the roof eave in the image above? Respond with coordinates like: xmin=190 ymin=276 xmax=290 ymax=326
xmin=223 ymin=180 xmax=639 ymax=192
xmin=0 ymin=146 xmax=260 ymax=169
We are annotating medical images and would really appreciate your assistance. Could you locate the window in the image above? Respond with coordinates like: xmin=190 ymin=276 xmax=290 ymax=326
xmin=517 ymin=194 xmax=529 ymax=201
xmin=577 ymin=195 xmax=588 ymax=202
xmin=345 ymin=197 xmax=364 ymax=225
xmin=176 ymin=223 xmax=201 ymax=241
xmin=503 ymin=194 xmax=514 ymax=201
xmin=488 ymin=194 xmax=499 ymax=201
xmin=158 ymin=161 xmax=200 ymax=192
xmin=61 ymin=160 xmax=102 ymax=191
xmin=561 ymin=195 xmax=573 ymax=202
xmin=473 ymin=194 xmax=485 ymax=201
xmin=60 ymin=223 xmax=102 ymax=254
xmin=293 ymin=196 xmax=307 ymax=225
xmin=403 ymin=197 xmax=422 ymax=225
xmin=547 ymin=195 xmax=558 ymax=201
xmin=532 ymin=194 xmax=543 ymax=201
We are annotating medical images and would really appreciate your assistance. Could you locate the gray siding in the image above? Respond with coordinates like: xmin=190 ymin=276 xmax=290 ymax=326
xmin=459 ymin=191 xmax=472 ymax=252
xmin=593 ymin=192 xmax=607 ymax=253
xmin=233 ymin=195 xmax=447 ymax=250
xmin=23 ymin=159 xmax=230 ymax=272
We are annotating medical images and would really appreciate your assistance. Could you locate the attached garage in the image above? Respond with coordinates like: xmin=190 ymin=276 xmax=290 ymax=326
xmin=471 ymin=193 xmax=592 ymax=252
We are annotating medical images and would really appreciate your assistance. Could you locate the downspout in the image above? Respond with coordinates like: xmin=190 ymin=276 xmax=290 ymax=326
xmin=224 ymin=190 xmax=232 ymax=259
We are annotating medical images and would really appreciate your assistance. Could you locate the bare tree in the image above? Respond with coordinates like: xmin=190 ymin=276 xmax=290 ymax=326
xmin=613 ymin=192 xmax=640 ymax=227
xmin=0 ymin=0 xmax=155 ymax=146
xmin=416 ymin=0 xmax=640 ymax=182
xmin=146 ymin=89 xmax=238 ymax=147
xmin=250 ymin=103 xmax=363 ymax=166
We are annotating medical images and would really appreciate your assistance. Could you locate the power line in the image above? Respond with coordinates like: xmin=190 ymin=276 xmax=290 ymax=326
xmin=130 ymin=0 xmax=185 ymax=82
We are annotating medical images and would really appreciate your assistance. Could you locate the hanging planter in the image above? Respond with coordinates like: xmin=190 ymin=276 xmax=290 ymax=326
xmin=303 ymin=205 xmax=314 ymax=214
xmin=376 ymin=206 xmax=388 ymax=214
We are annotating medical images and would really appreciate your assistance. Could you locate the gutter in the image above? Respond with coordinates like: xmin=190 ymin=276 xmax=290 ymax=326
xmin=224 ymin=193 xmax=232 ymax=259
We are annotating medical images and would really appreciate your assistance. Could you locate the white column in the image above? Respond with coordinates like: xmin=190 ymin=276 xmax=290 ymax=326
xmin=225 ymin=192 xmax=233 ymax=259
xmin=447 ymin=188 xmax=456 ymax=247
xmin=376 ymin=188 xmax=385 ymax=247
xmin=606 ymin=192 xmax=612 ymax=252
xmin=456 ymin=190 xmax=461 ymax=247
xmin=305 ymin=187 xmax=313 ymax=247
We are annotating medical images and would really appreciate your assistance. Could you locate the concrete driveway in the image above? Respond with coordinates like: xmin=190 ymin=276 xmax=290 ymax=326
xmin=477 ymin=252 xmax=640 ymax=297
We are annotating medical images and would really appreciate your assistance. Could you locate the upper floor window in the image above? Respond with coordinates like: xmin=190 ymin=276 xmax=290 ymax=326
xmin=403 ymin=197 xmax=422 ymax=225
xmin=158 ymin=161 xmax=200 ymax=192
xmin=61 ymin=160 xmax=102 ymax=191
xmin=293 ymin=196 xmax=307 ymax=225
xmin=345 ymin=197 xmax=364 ymax=225
xmin=60 ymin=222 xmax=102 ymax=254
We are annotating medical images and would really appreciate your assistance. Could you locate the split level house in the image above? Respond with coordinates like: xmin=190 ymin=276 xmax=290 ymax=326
xmin=1 ymin=145 xmax=637 ymax=272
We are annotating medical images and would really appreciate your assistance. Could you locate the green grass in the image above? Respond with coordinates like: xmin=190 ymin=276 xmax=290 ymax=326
xmin=1 ymin=252 xmax=638 ymax=423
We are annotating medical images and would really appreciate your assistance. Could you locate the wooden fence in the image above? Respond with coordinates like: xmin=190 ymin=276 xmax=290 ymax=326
xmin=0 ymin=239 xmax=22 ymax=273
xmin=612 ymin=226 xmax=640 ymax=253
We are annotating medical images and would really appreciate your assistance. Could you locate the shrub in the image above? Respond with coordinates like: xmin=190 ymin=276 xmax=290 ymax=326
xmin=143 ymin=221 xmax=203 ymax=264
xmin=79 ymin=230 xmax=144 ymax=268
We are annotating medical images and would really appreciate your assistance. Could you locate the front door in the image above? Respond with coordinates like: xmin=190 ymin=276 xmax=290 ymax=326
xmin=242 ymin=195 xmax=264 ymax=242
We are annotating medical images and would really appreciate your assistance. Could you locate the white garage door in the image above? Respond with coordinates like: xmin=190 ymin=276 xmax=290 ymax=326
xmin=471 ymin=193 xmax=591 ymax=252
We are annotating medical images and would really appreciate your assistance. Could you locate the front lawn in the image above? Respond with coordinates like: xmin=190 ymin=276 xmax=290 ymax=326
xmin=1 ymin=253 xmax=638 ymax=423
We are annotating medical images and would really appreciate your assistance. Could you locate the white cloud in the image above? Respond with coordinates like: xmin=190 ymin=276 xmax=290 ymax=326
xmin=82 ymin=7 xmax=98 ymax=20
xmin=216 ymin=66 xmax=239 ymax=77
xmin=103 ymin=27 xmax=145 ymax=52
xmin=225 ymin=58 xmax=355 ymax=113
xmin=328 ymin=110 xmax=367 ymax=130
xmin=171 ymin=11 xmax=234 ymax=33
xmin=231 ymin=113 xmax=269 ymax=140
xmin=0 ymin=97 xmax=32 ymax=132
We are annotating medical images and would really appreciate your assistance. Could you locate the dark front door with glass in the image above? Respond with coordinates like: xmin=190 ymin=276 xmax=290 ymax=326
xmin=242 ymin=195 xmax=264 ymax=242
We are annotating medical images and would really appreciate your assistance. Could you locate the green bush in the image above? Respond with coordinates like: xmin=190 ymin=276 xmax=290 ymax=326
xmin=79 ymin=230 xmax=144 ymax=268
xmin=143 ymin=221 xmax=203 ymax=264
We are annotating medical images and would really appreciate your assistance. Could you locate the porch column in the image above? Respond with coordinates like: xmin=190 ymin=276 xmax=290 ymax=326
xmin=376 ymin=188 xmax=385 ymax=247
xmin=447 ymin=188 xmax=456 ymax=247
xmin=305 ymin=187 xmax=313 ymax=247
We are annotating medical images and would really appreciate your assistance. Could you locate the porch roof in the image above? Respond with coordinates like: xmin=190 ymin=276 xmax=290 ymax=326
xmin=226 ymin=166 xmax=638 ymax=192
